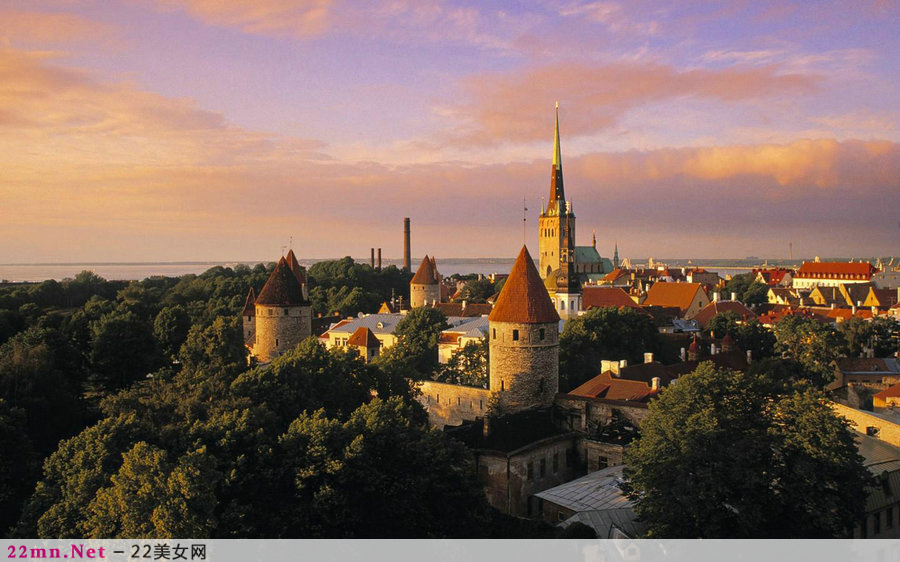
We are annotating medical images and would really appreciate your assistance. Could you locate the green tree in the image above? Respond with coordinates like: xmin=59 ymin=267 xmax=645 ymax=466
xmin=456 ymin=278 xmax=495 ymax=303
xmin=153 ymin=305 xmax=192 ymax=360
xmin=774 ymin=316 xmax=845 ymax=387
xmin=90 ymin=310 xmax=162 ymax=393
xmin=725 ymin=273 xmax=768 ymax=306
xmin=840 ymin=316 xmax=898 ymax=358
xmin=388 ymin=307 xmax=449 ymax=378
xmin=559 ymin=307 xmax=660 ymax=391
xmin=437 ymin=339 xmax=488 ymax=388
xmin=624 ymin=362 xmax=870 ymax=538
xmin=0 ymin=400 xmax=38 ymax=536
xmin=178 ymin=317 xmax=247 ymax=379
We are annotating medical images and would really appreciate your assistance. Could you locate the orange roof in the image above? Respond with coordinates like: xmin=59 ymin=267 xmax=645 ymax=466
xmin=256 ymin=257 xmax=304 ymax=306
xmin=874 ymin=384 xmax=900 ymax=401
xmin=643 ymin=282 xmax=704 ymax=312
xmin=569 ymin=371 xmax=657 ymax=402
xmin=411 ymin=255 xmax=438 ymax=285
xmin=348 ymin=326 xmax=380 ymax=348
xmin=602 ymin=268 xmax=630 ymax=282
xmin=438 ymin=333 xmax=461 ymax=345
xmin=796 ymin=261 xmax=876 ymax=278
xmin=433 ymin=302 xmax=493 ymax=317
xmin=582 ymin=286 xmax=639 ymax=310
xmin=489 ymin=246 xmax=559 ymax=324
xmin=242 ymin=287 xmax=256 ymax=316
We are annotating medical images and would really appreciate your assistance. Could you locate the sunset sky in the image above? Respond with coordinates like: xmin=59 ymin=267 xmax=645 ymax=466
xmin=1 ymin=1 xmax=898 ymax=263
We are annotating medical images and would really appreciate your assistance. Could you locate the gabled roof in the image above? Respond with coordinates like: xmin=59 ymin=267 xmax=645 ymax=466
xmin=411 ymin=255 xmax=439 ymax=285
xmin=432 ymin=302 xmax=493 ymax=317
xmin=489 ymin=246 xmax=560 ymax=324
xmin=796 ymin=261 xmax=876 ymax=278
xmin=242 ymin=287 xmax=256 ymax=316
xmin=582 ymin=286 xmax=639 ymax=310
xmin=569 ymin=371 xmax=658 ymax=402
xmin=347 ymin=326 xmax=380 ymax=348
xmin=574 ymin=246 xmax=602 ymax=264
xmin=256 ymin=257 xmax=304 ymax=306
xmin=874 ymin=384 xmax=900 ymax=402
xmin=643 ymin=282 xmax=705 ymax=313
xmin=285 ymin=249 xmax=306 ymax=285
xmin=602 ymin=269 xmax=631 ymax=283
xmin=692 ymin=300 xmax=757 ymax=329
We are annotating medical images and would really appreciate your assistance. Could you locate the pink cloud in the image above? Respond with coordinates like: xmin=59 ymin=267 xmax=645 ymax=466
xmin=152 ymin=0 xmax=333 ymax=38
xmin=0 ymin=9 xmax=117 ymax=46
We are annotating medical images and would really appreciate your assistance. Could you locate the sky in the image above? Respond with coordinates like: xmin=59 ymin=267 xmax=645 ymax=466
xmin=1 ymin=0 xmax=898 ymax=263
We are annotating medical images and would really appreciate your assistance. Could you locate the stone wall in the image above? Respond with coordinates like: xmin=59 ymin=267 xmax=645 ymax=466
xmin=410 ymin=283 xmax=440 ymax=308
xmin=832 ymin=402 xmax=900 ymax=447
xmin=489 ymin=321 xmax=558 ymax=414
xmin=555 ymin=395 xmax=650 ymax=430
xmin=253 ymin=304 xmax=312 ymax=363
xmin=242 ymin=313 xmax=255 ymax=346
xmin=418 ymin=380 xmax=491 ymax=428
xmin=584 ymin=441 xmax=626 ymax=472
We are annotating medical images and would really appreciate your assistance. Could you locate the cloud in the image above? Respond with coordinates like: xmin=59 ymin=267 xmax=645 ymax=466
xmin=152 ymin=0 xmax=333 ymax=38
xmin=0 ymin=9 xmax=118 ymax=46
xmin=441 ymin=61 xmax=821 ymax=146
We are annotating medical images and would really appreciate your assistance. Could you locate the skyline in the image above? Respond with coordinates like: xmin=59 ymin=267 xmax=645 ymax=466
xmin=1 ymin=1 xmax=899 ymax=263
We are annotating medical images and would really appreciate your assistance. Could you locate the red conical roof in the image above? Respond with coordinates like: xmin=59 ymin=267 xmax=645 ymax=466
xmin=242 ymin=287 xmax=256 ymax=316
xmin=411 ymin=255 xmax=439 ymax=285
xmin=285 ymin=249 xmax=306 ymax=285
xmin=256 ymin=257 xmax=304 ymax=306
xmin=489 ymin=246 xmax=559 ymax=324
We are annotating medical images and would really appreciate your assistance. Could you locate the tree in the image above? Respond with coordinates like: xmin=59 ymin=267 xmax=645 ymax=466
xmin=0 ymin=400 xmax=38 ymax=536
xmin=153 ymin=305 xmax=192 ymax=360
xmin=90 ymin=310 xmax=162 ymax=393
xmin=624 ymin=362 xmax=871 ymax=538
xmin=774 ymin=316 xmax=845 ymax=387
xmin=178 ymin=317 xmax=247 ymax=379
xmin=707 ymin=312 xmax=776 ymax=361
xmin=559 ymin=307 xmax=661 ymax=391
xmin=840 ymin=316 xmax=898 ymax=358
xmin=725 ymin=273 xmax=767 ymax=306
xmin=456 ymin=278 xmax=495 ymax=303
xmin=388 ymin=307 xmax=449 ymax=377
xmin=437 ymin=339 xmax=488 ymax=388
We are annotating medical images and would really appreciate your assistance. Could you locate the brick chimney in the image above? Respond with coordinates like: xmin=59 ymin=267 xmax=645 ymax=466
xmin=651 ymin=377 xmax=660 ymax=391
xmin=644 ymin=352 xmax=654 ymax=364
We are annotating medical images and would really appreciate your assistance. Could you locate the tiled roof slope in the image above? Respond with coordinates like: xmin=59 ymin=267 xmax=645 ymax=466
xmin=285 ymin=249 xmax=306 ymax=284
xmin=489 ymin=246 xmax=560 ymax=324
xmin=582 ymin=286 xmax=639 ymax=309
xmin=242 ymin=287 xmax=256 ymax=316
xmin=348 ymin=326 xmax=380 ymax=348
xmin=411 ymin=255 xmax=439 ymax=285
xmin=256 ymin=257 xmax=304 ymax=306
xmin=797 ymin=261 xmax=876 ymax=277
xmin=643 ymin=282 xmax=703 ymax=312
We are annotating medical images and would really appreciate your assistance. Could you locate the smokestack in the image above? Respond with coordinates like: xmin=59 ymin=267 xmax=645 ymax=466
xmin=370 ymin=248 xmax=375 ymax=268
xmin=403 ymin=218 xmax=411 ymax=273
xmin=377 ymin=248 xmax=382 ymax=270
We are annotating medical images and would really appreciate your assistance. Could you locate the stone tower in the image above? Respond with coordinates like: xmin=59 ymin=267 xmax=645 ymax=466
xmin=252 ymin=256 xmax=312 ymax=363
xmin=539 ymin=103 xmax=575 ymax=280
xmin=410 ymin=255 xmax=440 ymax=308
xmin=241 ymin=287 xmax=256 ymax=346
xmin=488 ymin=245 xmax=560 ymax=414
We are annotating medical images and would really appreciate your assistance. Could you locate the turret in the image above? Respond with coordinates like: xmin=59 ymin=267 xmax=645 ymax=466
xmin=489 ymin=246 xmax=560 ymax=414
xmin=410 ymin=255 xmax=440 ymax=308
xmin=252 ymin=257 xmax=312 ymax=363
xmin=242 ymin=287 xmax=256 ymax=346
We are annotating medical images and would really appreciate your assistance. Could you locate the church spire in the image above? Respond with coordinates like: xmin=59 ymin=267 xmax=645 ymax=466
xmin=548 ymin=102 xmax=565 ymax=211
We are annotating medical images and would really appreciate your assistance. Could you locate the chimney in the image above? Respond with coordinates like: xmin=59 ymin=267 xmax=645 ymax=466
xmin=731 ymin=292 xmax=738 ymax=301
xmin=377 ymin=248 xmax=382 ymax=270
xmin=651 ymin=377 xmax=660 ymax=391
xmin=710 ymin=343 xmax=717 ymax=356
xmin=403 ymin=217 xmax=411 ymax=273
xmin=680 ymin=347 xmax=686 ymax=361
xmin=872 ymin=306 xmax=879 ymax=316
xmin=713 ymin=291 xmax=720 ymax=302
xmin=746 ymin=350 xmax=752 ymax=364
xmin=370 ymin=248 xmax=375 ymax=268
xmin=619 ymin=359 xmax=628 ymax=370
xmin=831 ymin=303 xmax=836 ymax=310
xmin=644 ymin=352 xmax=654 ymax=364
xmin=462 ymin=300 xmax=467 ymax=311
xmin=857 ymin=300 xmax=862 ymax=307
xmin=852 ymin=305 xmax=857 ymax=315
xmin=482 ymin=417 xmax=491 ymax=439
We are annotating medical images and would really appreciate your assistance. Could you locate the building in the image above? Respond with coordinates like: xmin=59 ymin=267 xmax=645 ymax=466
xmin=793 ymin=261 xmax=877 ymax=290
xmin=691 ymin=300 xmax=757 ymax=330
xmin=642 ymin=282 xmax=710 ymax=319
xmin=410 ymin=255 xmax=441 ymax=308
xmin=247 ymin=251 xmax=313 ymax=363
xmin=581 ymin=286 xmax=640 ymax=310
xmin=827 ymin=358 xmax=900 ymax=392
xmin=346 ymin=326 xmax=381 ymax=363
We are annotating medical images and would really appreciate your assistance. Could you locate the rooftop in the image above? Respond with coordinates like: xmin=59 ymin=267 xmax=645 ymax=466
xmin=489 ymin=246 xmax=559 ymax=324
xmin=255 ymin=257 xmax=305 ymax=306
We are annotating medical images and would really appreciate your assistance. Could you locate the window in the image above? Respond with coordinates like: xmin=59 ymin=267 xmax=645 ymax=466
xmin=527 ymin=462 xmax=534 ymax=481
xmin=557 ymin=511 xmax=566 ymax=522
xmin=553 ymin=453 xmax=559 ymax=473
xmin=275 ymin=338 xmax=279 ymax=347
xmin=457 ymin=397 xmax=461 ymax=405
xmin=493 ymin=328 xmax=496 ymax=339
xmin=539 ymin=379 xmax=545 ymax=392
xmin=283 ymin=308 xmax=289 ymax=316
xmin=874 ymin=513 xmax=881 ymax=535
xmin=867 ymin=426 xmax=880 ymax=436
xmin=540 ymin=458 xmax=546 ymax=478
xmin=479 ymin=400 xmax=483 ymax=410
xmin=540 ymin=328 xmax=545 ymax=341
xmin=599 ymin=455 xmax=608 ymax=469
xmin=888 ymin=508 xmax=894 ymax=529
xmin=512 ymin=330 xmax=519 ymax=341
xmin=501 ymin=379 xmax=505 ymax=391
xmin=560 ymin=300 xmax=565 ymax=310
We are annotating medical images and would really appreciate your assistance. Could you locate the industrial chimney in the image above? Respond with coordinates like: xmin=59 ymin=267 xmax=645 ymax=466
xmin=377 ymin=248 xmax=382 ymax=270
xmin=403 ymin=218 xmax=411 ymax=273
xmin=370 ymin=248 xmax=375 ymax=268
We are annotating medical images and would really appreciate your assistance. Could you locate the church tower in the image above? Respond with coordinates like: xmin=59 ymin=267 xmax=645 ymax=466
xmin=488 ymin=246 xmax=560 ymax=415
xmin=539 ymin=103 xmax=575 ymax=280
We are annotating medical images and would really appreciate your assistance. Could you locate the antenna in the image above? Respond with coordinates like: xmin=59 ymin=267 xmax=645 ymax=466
xmin=289 ymin=236 xmax=293 ymax=250
xmin=523 ymin=197 xmax=528 ymax=245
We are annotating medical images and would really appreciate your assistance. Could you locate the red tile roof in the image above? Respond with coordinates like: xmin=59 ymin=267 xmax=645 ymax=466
xmin=285 ymin=249 xmax=306 ymax=285
xmin=569 ymin=371 xmax=658 ymax=402
xmin=643 ymin=282 xmax=705 ymax=312
xmin=432 ymin=302 xmax=493 ymax=317
xmin=582 ymin=286 xmax=639 ymax=310
xmin=874 ymin=384 xmax=900 ymax=401
xmin=692 ymin=300 xmax=757 ymax=329
xmin=489 ymin=246 xmax=560 ymax=324
xmin=411 ymin=255 xmax=439 ymax=285
xmin=256 ymin=257 xmax=305 ymax=306
xmin=242 ymin=287 xmax=256 ymax=316
xmin=348 ymin=326 xmax=380 ymax=348
xmin=796 ymin=261 xmax=876 ymax=278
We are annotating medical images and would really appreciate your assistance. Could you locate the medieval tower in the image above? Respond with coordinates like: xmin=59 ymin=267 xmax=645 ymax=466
xmin=539 ymin=103 xmax=575 ymax=280
xmin=547 ymin=208 xmax=582 ymax=319
xmin=488 ymin=245 xmax=560 ymax=414
xmin=250 ymin=250 xmax=312 ymax=363
xmin=410 ymin=255 xmax=441 ymax=308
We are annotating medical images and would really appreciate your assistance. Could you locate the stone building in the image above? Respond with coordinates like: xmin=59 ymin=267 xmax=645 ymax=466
xmin=410 ymin=255 xmax=441 ymax=308
xmin=248 ymin=252 xmax=312 ymax=363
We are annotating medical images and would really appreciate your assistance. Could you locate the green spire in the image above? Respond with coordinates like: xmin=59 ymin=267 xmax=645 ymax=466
xmin=553 ymin=101 xmax=562 ymax=172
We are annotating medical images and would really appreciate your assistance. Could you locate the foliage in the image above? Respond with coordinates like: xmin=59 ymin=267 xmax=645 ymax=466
xmin=624 ymin=362 xmax=871 ymax=538
xmin=307 ymin=258 xmax=410 ymax=316
xmin=0 ymin=400 xmax=38 ymax=536
xmin=774 ymin=316 xmax=845 ymax=387
xmin=153 ymin=305 xmax=192 ymax=360
xmin=388 ymin=307 xmax=450 ymax=378
xmin=725 ymin=273 xmax=768 ymax=306
xmin=840 ymin=316 xmax=898 ymax=358
xmin=455 ymin=278 xmax=496 ymax=303
xmin=559 ymin=307 xmax=661 ymax=391
xmin=436 ymin=339 xmax=489 ymax=388
xmin=706 ymin=312 xmax=776 ymax=361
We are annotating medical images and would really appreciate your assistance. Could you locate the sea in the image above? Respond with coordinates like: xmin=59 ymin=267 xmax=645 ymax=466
xmin=0 ymin=259 xmax=752 ymax=284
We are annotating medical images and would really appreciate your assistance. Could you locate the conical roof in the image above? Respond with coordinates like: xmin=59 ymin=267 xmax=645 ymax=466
xmin=256 ymin=257 xmax=304 ymax=306
xmin=242 ymin=287 xmax=256 ymax=316
xmin=411 ymin=255 xmax=439 ymax=285
xmin=285 ymin=249 xmax=306 ymax=285
xmin=489 ymin=246 xmax=560 ymax=324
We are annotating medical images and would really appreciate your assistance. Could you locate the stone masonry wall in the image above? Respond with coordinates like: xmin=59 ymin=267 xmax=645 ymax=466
xmin=410 ymin=283 xmax=440 ymax=308
xmin=418 ymin=380 xmax=491 ymax=428
xmin=489 ymin=321 xmax=558 ymax=414
xmin=253 ymin=304 xmax=312 ymax=363
xmin=832 ymin=402 xmax=900 ymax=447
